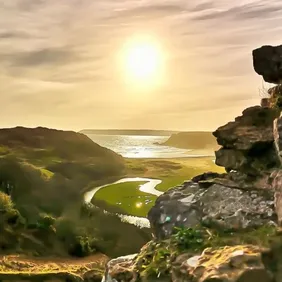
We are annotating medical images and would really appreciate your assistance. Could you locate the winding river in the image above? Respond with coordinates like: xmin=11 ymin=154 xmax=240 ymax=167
xmin=83 ymin=178 xmax=164 ymax=228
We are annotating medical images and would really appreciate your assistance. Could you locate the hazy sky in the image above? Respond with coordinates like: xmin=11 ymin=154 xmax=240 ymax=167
xmin=1 ymin=0 xmax=282 ymax=131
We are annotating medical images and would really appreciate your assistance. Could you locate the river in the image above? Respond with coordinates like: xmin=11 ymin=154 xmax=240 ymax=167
xmin=84 ymin=177 xmax=163 ymax=228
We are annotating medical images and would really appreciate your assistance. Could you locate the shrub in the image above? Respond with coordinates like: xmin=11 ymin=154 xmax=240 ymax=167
xmin=0 ymin=191 xmax=14 ymax=212
xmin=68 ymin=235 xmax=96 ymax=257
xmin=37 ymin=213 xmax=56 ymax=230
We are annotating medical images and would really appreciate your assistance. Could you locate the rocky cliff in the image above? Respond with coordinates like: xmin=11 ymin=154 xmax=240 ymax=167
xmin=103 ymin=45 xmax=282 ymax=282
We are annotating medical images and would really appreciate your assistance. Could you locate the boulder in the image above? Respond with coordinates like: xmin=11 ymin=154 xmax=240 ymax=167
xmin=148 ymin=180 xmax=276 ymax=240
xmin=213 ymin=106 xmax=280 ymax=175
xmin=102 ymin=254 xmax=137 ymax=282
xmin=181 ymin=245 xmax=273 ymax=282
xmin=213 ymin=106 xmax=279 ymax=150
xmin=253 ymin=45 xmax=282 ymax=84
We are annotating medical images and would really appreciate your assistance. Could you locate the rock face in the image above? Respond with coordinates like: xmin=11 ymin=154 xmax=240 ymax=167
xmin=270 ymin=170 xmax=282 ymax=226
xmin=213 ymin=106 xmax=280 ymax=175
xmin=274 ymin=113 xmax=282 ymax=164
xmin=253 ymin=45 xmax=282 ymax=84
xmin=181 ymin=245 xmax=273 ymax=282
xmin=148 ymin=179 xmax=276 ymax=240
xmin=104 ymin=245 xmax=276 ymax=282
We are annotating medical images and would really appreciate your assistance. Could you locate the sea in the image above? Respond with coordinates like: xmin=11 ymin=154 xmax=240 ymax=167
xmin=86 ymin=134 xmax=211 ymax=158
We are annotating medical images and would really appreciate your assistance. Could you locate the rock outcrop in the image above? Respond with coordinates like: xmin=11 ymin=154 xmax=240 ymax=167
xmin=148 ymin=178 xmax=276 ymax=240
xmin=253 ymin=45 xmax=282 ymax=84
xmin=213 ymin=106 xmax=280 ymax=175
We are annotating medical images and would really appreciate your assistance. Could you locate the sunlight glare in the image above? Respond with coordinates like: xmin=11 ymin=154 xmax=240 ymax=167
xmin=120 ymin=35 xmax=165 ymax=89
xmin=135 ymin=202 xmax=143 ymax=208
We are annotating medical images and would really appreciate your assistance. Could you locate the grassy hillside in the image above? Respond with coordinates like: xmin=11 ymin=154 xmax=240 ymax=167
xmin=0 ymin=127 xmax=151 ymax=259
xmin=160 ymin=131 xmax=219 ymax=150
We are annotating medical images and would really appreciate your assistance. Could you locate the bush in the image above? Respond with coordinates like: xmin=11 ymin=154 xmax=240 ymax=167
xmin=37 ymin=213 xmax=56 ymax=230
xmin=55 ymin=217 xmax=97 ymax=257
xmin=68 ymin=235 xmax=96 ymax=257
xmin=0 ymin=191 xmax=14 ymax=212
xmin=0 ymin=192 xmax=24 ymax=227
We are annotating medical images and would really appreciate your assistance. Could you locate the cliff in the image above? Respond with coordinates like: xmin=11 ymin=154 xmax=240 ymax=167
xmin=103 ymin=45 xmax=282 ymax=282
xmin=160 ymin=131 xmax=218 ymax=150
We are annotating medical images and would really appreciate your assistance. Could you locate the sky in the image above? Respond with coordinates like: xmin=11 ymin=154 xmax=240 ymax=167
xmin=0 ymin=0 xmax=282 ymax=131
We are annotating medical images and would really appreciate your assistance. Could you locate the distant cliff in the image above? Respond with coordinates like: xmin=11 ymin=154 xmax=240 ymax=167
xmin=159 ymin=131 xmax=218 ymax=150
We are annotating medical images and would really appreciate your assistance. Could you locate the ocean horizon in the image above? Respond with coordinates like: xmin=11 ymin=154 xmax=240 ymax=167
xmin=86 ymin=134 xmax=214 ymax=158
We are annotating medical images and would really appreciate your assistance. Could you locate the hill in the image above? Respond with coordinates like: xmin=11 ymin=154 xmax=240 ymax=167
xmin=159 ymin=131 xmax=219 ymax=150
xmin=0 ymin=127 xmax=151 ymax=261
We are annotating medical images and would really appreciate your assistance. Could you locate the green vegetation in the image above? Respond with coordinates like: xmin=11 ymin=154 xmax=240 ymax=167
xmin=125 ymin=157 xmax=223 ymax=187
xmin=134 ymin=225 xmax=280 ymax=279
xmin=95 ymin=181 xmax=154 ymax=216
xmin=93 ymin=157 xmax=224 ymax=217
xmin=0 ymin=127 xmax=153 ymax=260
xmin=269 ymin=85 xmax=282 ymax=109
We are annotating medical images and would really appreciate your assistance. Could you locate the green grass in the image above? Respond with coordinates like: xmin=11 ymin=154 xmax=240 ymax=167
xmin=95 ymin=181 xmax=155 ymax=217
xmin=93 ymin=157 xmax=225 ymax=217
xmin=39 ymin=168 xmax=54 ymax=180
xmin=0 ymin=146 xmax=9 ymax=156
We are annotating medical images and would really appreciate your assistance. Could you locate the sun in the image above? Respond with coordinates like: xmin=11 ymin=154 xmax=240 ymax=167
xmin=120 ymin=35 xmax=164 ymax=87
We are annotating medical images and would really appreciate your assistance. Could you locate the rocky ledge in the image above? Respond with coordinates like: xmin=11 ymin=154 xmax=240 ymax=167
xmin=102 ymin=44 xmax=282 ymax=282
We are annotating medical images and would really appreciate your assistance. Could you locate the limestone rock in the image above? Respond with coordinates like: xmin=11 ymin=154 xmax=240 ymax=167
xmin=197 ymin=171 xmax=274 ymax=192
xmin=273 ymin=113 xmax=282 ymax=164
xmin=270 ymin=170 xmax=282 ymax=226
xmin=182 ymin=245 xmax=273 ymax=282
xmin=261 ymin=98 xmax=270 ymax=108
xmin=213 ymin=106 xmax=278 ymax=150
xmin=213 ymin=106 xmax=280 ymax=175
xmin=253 ymin=45 xmax=282 ymax=84
xmin=148 ymin=180 xmax=276 ymax=240
xmin=215 ymin=147 xmax=279 ymax=176
xmin=102 ymin=254 xmax=137 ymax=282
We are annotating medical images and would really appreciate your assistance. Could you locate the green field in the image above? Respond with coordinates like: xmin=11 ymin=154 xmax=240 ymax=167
xmin=94 ymin=157 xmax=224 ymax=217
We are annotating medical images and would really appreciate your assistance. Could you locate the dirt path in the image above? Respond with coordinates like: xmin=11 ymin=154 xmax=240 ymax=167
xmin=0 ymin=253 xmax=108 ymax=281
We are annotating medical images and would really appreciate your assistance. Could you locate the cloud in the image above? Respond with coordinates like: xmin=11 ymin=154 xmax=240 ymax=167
xmin=11 ymin=48 xmax=75 ymax=67
xmin=0 ymin=31 xmax=28 ymax=39
xmin=107 ymin=3 xmax=185 ymax=20
xmin=0 ymin=0 xmax=282 ymax=130
xmin=192 ymin=1 xmax=282 ymax=21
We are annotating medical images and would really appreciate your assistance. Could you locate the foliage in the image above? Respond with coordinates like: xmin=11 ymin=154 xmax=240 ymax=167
xmin=135 ymin=225 xmax=281 ymax=280
xmin=0 ymin=192 xmax=14 ymax=212
xmin=68 ymin=235 xmax=97 ymax=257
xmin=171 ymin=227 xmax=207 ymax=251
xmin=269 ymin=85 xmax=282 ymax=109
xmin=36 ymin=213 xmax=56 ymax=230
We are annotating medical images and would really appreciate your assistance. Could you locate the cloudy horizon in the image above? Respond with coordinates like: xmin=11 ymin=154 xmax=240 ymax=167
xmin=1 ymin=0 xmax=282 ymax=132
